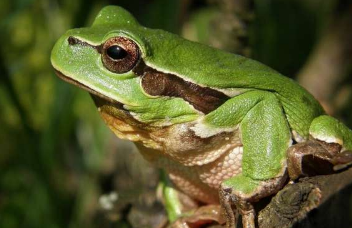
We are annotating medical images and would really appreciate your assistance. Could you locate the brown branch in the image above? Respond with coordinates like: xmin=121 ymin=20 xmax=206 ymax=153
xmin=258 ymin=168 xmax=352 ymax=228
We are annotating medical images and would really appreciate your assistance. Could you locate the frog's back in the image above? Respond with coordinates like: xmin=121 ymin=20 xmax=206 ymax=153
xmin=138 ymin=28 xmax=325 ymax=138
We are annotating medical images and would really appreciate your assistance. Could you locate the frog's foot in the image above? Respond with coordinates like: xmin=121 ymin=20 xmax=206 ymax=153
xmin=169 ymin=205 xmax=225 ymax=228
xmin=219 ymin=174 xmax=287 ymax=228
xmin=287 ymin=140 xmax=352 ymax=180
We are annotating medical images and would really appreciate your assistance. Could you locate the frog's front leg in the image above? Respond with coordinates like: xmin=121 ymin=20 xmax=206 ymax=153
xmin=159 ymin=170 xmax=197 ymax=223
xmin=202 ymin=91 xmax=291 ymax=228
xmin=160 ymin=171 xmax=224 ymax=228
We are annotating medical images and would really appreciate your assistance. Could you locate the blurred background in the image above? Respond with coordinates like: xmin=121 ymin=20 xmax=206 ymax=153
xmin=1 ymin=0 xmax=351 ymax=227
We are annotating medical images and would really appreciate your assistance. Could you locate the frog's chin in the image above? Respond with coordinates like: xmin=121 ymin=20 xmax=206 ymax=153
xmin=53 ymin=69 xmax=124 ymax=108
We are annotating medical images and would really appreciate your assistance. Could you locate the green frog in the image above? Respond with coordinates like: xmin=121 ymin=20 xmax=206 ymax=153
xmin=51 ymin=6 xmax=352 ymax=228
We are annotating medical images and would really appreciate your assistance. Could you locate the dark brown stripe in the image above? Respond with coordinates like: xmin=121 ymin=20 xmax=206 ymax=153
xmin=139 ymin=64 xmax=229 ymax=114
xmin=67 ymin=36 xmax=102 ymax=53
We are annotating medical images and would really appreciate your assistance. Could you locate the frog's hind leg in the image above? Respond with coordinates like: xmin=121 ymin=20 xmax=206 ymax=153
xmin=288 ymin=115 xmax=352 ymax=180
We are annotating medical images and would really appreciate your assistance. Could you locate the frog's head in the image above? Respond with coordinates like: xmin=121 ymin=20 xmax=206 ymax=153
xmin=51 ymin=6 xmax=228 ymax=130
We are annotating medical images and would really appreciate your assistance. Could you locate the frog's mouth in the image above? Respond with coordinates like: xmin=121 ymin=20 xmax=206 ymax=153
xmin=54 ymin=69 xmax=125 ymax=109
xmin=54 ymin=69 xmax=154 ymax=133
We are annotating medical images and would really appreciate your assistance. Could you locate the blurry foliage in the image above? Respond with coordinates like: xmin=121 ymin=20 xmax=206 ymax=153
xmin=0 ymin=0 xmax=351 ymax=227
xmin=252 ymin=0 xmax=337 ymax=76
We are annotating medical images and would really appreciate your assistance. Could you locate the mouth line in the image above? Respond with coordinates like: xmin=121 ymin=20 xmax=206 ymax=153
xmin=54 ymin=69 xmax=124 ymax=107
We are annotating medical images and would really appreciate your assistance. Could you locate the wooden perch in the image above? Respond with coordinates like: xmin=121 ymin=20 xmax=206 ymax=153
xmin=257 ymin=168 xmax=352 ymax=228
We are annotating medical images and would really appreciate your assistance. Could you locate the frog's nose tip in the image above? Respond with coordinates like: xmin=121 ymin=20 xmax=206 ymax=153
xmin=51 ymin=35 xmax=65 ymax=67
xmin=50 ymin=31 xmax=77 ymax=71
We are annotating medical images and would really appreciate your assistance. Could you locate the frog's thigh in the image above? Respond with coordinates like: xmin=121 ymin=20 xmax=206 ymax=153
xmin=310 ymin=115 xmax=352 ymax=151
xmin=220 ymin=94 xmax=291 ymax=227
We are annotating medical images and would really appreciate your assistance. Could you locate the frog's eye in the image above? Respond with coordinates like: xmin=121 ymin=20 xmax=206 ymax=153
xmin=101 ymin=37 xmax=140 ymax=73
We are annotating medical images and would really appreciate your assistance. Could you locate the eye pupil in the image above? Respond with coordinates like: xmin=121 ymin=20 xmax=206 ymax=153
xmin=106 ymin=45 xmax=127 ymax=60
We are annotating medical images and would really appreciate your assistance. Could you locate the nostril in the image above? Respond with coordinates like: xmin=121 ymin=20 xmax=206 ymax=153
xmin=68 ymin=36 xmax=79 ymax=45
xmin=66 ymin=36 xmax=101 ymax=52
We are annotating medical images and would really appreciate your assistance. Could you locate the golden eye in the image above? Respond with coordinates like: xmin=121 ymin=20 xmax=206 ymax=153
xmin=101 ymin=37 xmax=140 ymax=73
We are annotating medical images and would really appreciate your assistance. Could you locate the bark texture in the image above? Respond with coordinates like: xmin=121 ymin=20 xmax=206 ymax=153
xmin=258 ymin=168 xmax=352 ymax=228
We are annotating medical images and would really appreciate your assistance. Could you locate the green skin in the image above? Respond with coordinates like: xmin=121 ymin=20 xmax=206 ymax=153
xmin=51 ymin=6 xmax=352 ymax=225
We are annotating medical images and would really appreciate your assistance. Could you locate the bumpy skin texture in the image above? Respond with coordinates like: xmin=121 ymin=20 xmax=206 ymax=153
xmin=51 ymin=6 xmax=352 ymax=227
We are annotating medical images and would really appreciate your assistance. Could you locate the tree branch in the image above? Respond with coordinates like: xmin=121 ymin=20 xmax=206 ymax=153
xmin=258 ymin=168 xmax=352 ymax=228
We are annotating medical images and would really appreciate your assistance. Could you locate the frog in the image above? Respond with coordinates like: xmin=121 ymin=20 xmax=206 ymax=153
xmin=51 ymin=6 xmax=352 ymax=228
